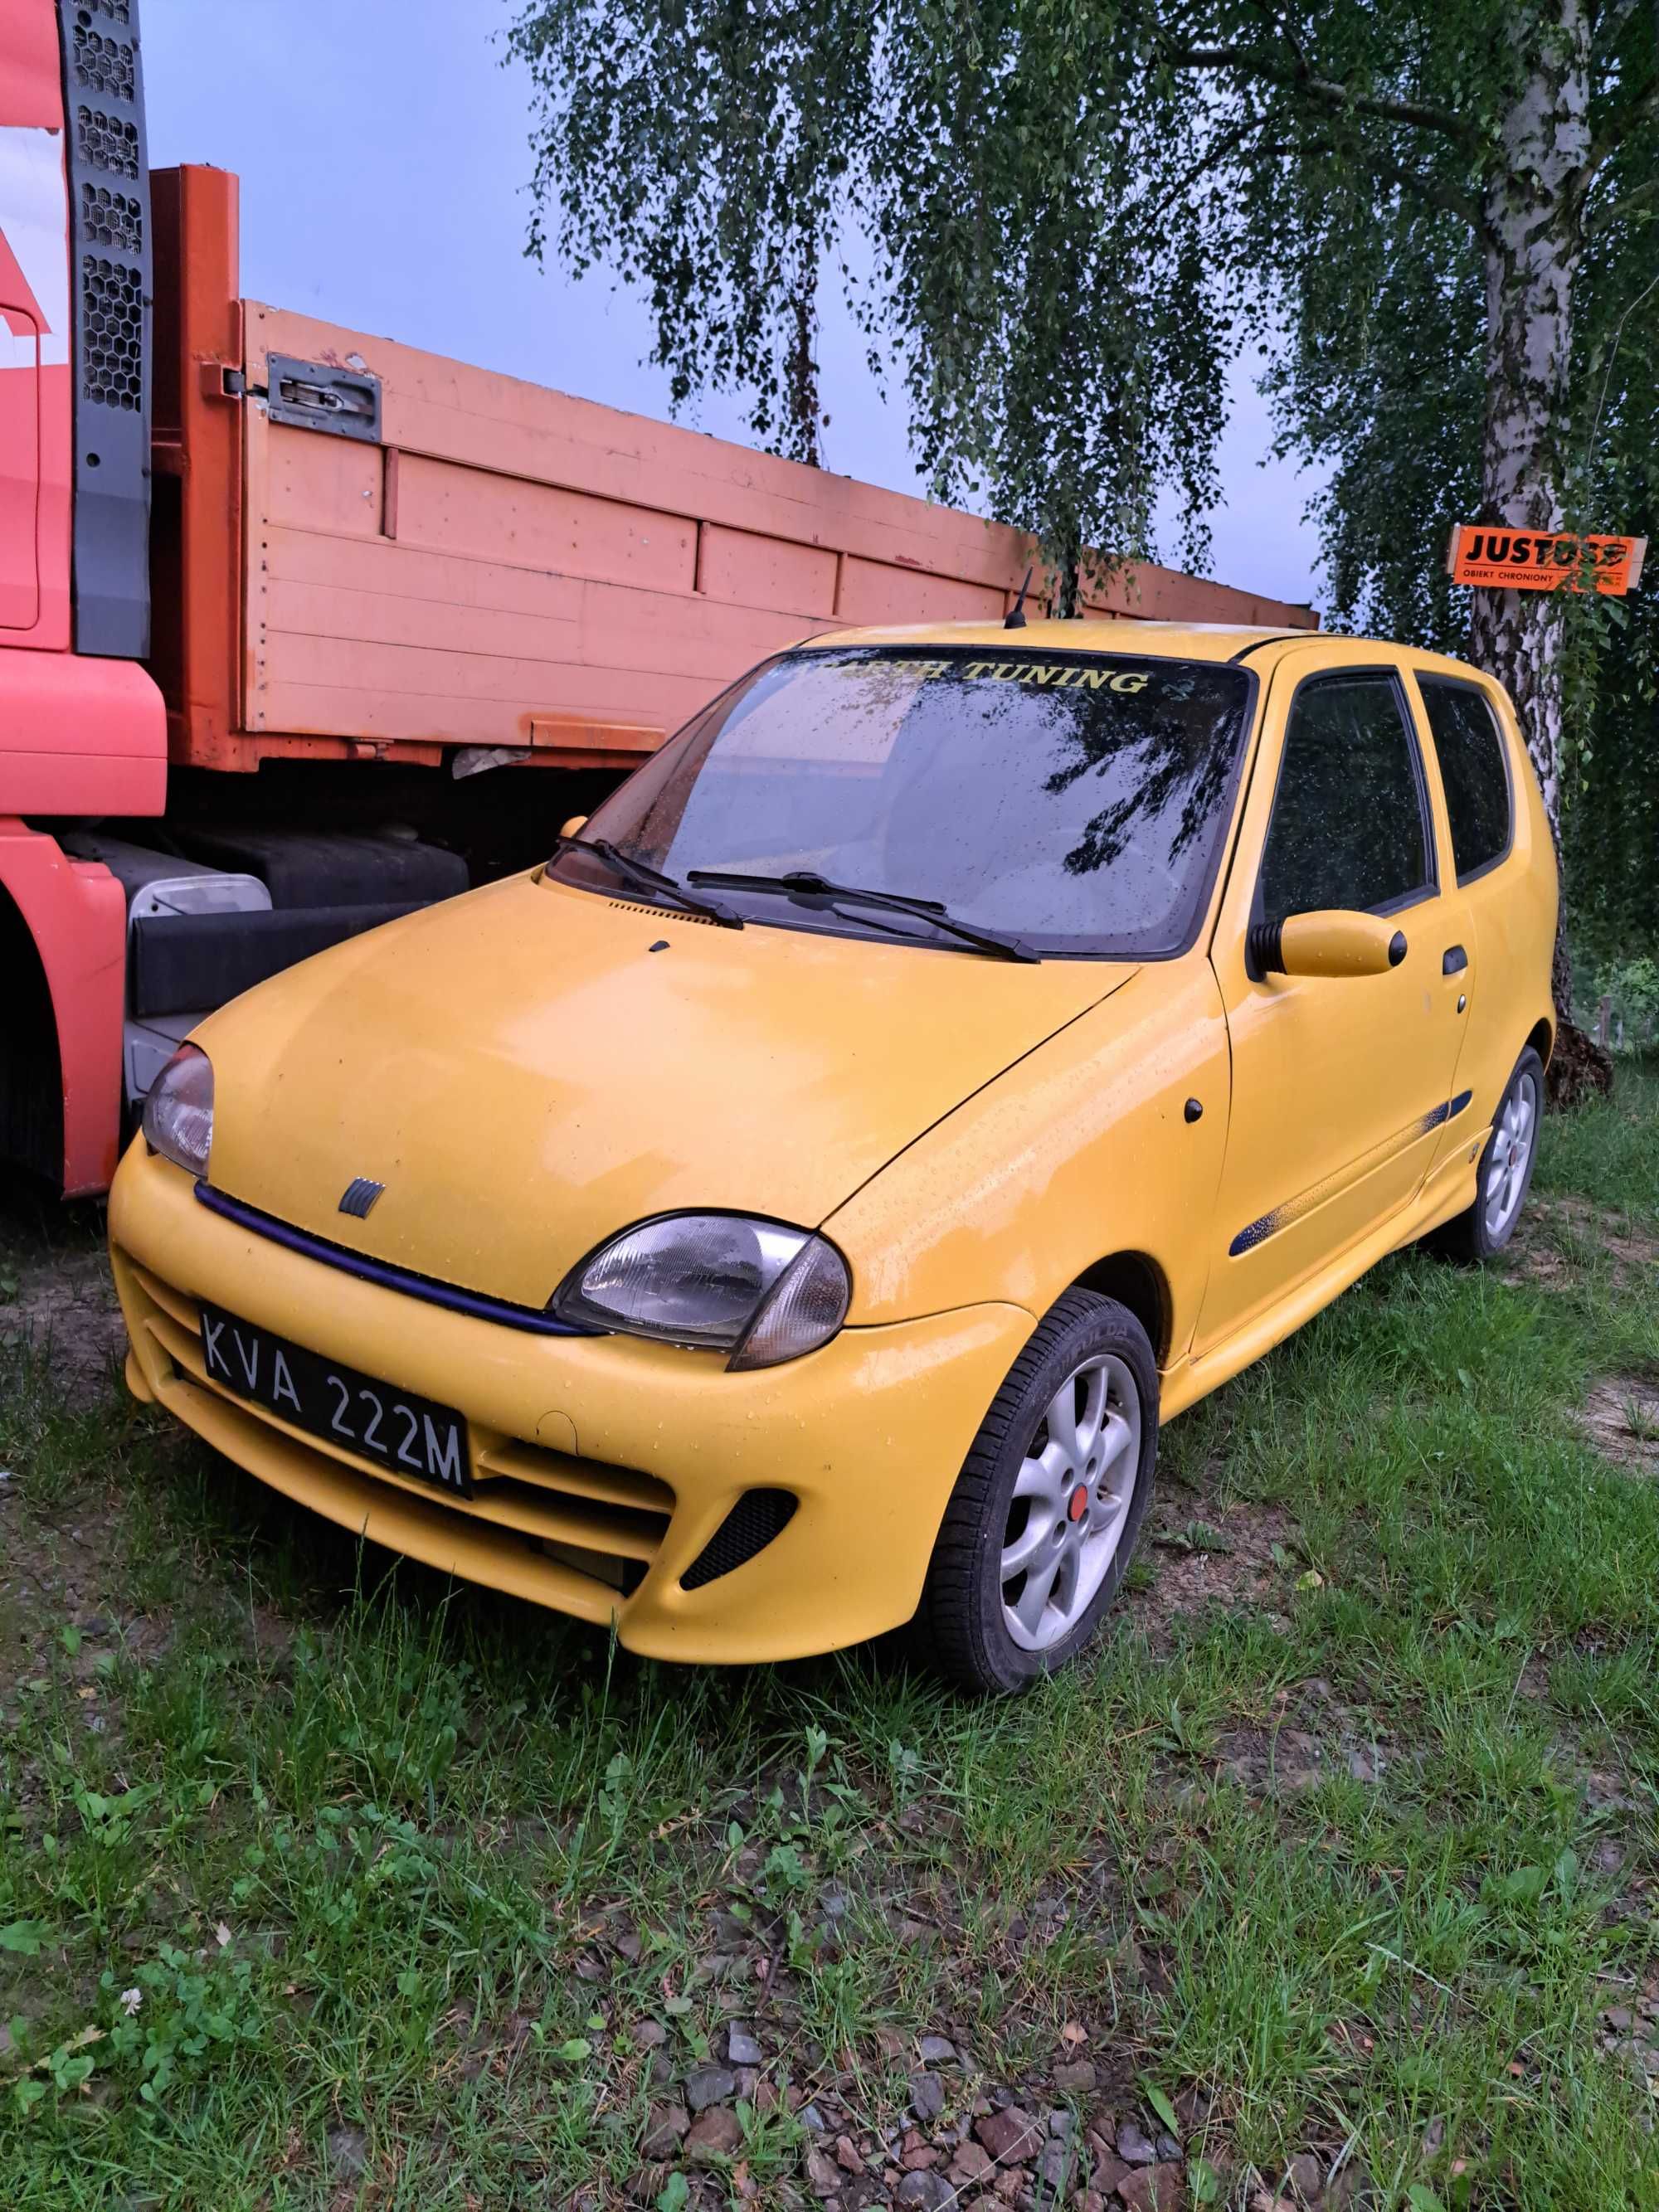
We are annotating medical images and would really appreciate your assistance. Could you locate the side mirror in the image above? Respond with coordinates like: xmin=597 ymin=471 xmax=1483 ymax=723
xmin=1249 ymin=909 xmax=1408 ymax=980
xmin=559 ymin=814 xmax=590 ymax=839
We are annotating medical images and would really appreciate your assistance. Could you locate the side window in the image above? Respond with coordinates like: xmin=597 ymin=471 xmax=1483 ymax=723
xmin=1418 ymin=678 xmax=1512 ymax=882
xmin=1258 ymin=673 xmax=1433 ymax=923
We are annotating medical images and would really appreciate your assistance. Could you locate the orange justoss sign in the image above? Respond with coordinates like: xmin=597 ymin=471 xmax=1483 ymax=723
xmin=1447 ymin=524 xmax=1647 ymax=595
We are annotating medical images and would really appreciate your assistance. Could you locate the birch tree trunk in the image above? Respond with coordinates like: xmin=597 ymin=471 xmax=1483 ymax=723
xmin=1467 ymin=1 xmax=1609 ymax=1097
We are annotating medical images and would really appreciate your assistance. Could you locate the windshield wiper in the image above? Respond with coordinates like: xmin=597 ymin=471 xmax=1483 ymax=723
xmin=685 ymin=868 xmax=1039 ymax=963
xmin=554 ymin=836 xmax=743 ymax=929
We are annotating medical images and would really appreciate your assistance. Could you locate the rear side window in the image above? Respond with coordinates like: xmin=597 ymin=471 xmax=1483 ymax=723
xmin=1419 ymin=678 xmax=1512 ymax=881
xmin=1258 ymin=672 xmax=1434 ymax=922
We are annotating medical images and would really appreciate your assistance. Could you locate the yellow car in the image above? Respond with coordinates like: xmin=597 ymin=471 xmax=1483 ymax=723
xmin=110 ymin=621 xmax=1556 ymax=1693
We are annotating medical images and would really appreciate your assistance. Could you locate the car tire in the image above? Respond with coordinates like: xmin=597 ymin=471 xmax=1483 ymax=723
xmin=1431 ymin=1044 xmax=1545 ymax=1263
xmin=913 ymin=1290 xmax=1158 ymax=1696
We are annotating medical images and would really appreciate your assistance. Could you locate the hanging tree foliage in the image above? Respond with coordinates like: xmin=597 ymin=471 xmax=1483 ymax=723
xmin=508 ymin=0 xmax=1658 ymax=1085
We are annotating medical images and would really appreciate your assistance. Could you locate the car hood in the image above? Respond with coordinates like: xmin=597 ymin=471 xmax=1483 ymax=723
xmin=197 ymin=872 xmax=1136 ymax=1311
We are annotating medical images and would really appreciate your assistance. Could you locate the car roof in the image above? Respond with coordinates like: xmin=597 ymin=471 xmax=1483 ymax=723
xmin=806 ymin=617 xmax=1307 ymax=663
xmin=804 ymin=618 xmax=1493 ymax=686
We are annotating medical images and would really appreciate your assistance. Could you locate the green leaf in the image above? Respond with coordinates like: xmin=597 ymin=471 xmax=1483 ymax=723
xmin=1142 ymin=2080 xmax=1180 ymax=2137
xmin=656 ymin=2177 xmax=690 ymax=2212
xmin=554 ymin=2037 xmax=592 ymax=2063
xmin=1189 ymin=2160 xmax=1223 ymax=2205
xmin=1407 ymin=2188 xmax=1447 ymax=2212
xmin=0 ymin=1922 xmax=51 ymax=1957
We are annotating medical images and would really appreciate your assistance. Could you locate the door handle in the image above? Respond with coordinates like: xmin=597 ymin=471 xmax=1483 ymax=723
xmin=1443 ymin=945 xmax=1468 ymax=975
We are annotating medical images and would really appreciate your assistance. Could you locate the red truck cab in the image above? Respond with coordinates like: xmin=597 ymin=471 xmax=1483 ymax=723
xmin=2 ymin=0 xmax=163 ymax=1194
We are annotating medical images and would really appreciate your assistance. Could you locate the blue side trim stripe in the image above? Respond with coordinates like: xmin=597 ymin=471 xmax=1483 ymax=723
xmin=192 ymin=1183 xmax=593 ymax=1338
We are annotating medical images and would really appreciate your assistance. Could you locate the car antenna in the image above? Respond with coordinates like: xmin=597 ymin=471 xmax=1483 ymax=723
xmin=1004 ymin=566 xmax=1034 ymax=630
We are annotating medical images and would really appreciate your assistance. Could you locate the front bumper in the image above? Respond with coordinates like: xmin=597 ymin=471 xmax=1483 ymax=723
xmin=109 ymin=1145 xmax=1033 ymax=1662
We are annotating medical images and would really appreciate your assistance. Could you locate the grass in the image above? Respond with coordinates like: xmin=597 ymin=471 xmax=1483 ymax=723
xmin=1 ymin=1067 xmax=1657 ymax=2210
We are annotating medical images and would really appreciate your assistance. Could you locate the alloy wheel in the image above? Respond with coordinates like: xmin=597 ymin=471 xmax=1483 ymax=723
xmin=1000 ymin=1352 xmax=1141 ymax=1652
xmin=1484 ymin=1068 xmax=1538 ymax=1241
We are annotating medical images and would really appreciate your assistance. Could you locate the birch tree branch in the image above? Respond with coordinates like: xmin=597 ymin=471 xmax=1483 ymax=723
xmin=1159 ymin=45 xmax=1481 ymax=144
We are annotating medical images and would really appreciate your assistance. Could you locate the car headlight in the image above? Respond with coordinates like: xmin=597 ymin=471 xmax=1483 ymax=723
xmin=141 ymin=1043 xmax=214 ymax=1175
xmin=553 ymin=1213 xmax=850 ymax=1369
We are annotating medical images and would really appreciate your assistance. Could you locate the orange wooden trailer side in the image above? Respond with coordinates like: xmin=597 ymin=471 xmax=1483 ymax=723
xmin=151 ymin=165 xmax=1314 ymax=781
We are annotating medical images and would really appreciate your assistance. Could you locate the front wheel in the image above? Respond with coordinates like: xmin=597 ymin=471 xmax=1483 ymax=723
xmin=914 ymin=1290 xmax=1158 ymax=1695
xmin=1433 ymin=1044 xmax=1545 ymax=1262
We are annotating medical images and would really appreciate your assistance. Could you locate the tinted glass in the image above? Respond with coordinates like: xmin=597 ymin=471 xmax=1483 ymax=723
xmin=557 ymin=647 xmax=1253 ymax=957
xmin=1258 ymin=673 xmax=1432 ymax=921
xmin=1420 ymin=679 xmax=1511 ymax=880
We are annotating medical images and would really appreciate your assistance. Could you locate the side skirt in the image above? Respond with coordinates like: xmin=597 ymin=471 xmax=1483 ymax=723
xmin=1156 ymin=1140 xmax=1490 ymax=1422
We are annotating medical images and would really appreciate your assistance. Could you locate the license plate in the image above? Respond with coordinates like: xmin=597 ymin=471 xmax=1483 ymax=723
xmin=198 ymin=1304 xmax=473 ymax=1500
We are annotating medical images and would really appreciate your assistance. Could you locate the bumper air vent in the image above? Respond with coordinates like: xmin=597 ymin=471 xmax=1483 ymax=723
xmin=681 ymin=1490 xmax=797 ymax=1591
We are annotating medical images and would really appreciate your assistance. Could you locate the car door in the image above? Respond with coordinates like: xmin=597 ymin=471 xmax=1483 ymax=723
xmin=1194 ymin=656 xmax=1467 ymax=1358
xmin=1407 ymin=668 xmax=1526 ymax=1173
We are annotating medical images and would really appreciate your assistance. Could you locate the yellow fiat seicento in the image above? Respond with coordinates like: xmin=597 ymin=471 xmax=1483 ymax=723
xmin=110 ymin=622 xmax=1556 ymax=1693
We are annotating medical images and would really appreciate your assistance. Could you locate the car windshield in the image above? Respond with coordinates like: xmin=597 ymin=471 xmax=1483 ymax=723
xmin=548 ymin=645 xmax=1255 ymax=957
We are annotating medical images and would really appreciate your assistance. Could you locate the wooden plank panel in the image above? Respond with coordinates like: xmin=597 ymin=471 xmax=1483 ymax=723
xmin=246 ymin=304 xmax=1041 ymax=592
xmin=265 ymin=520 xmax=578 ymax=613
xmin=257 ymin=662 xmax=727 ymax=749
xmin=260 ymin=528 xmax=822 ymax=678
xmin=391 ymin=450 xmax=696 ymax=593
xmin=266 ymin=576 xmax=580 ymax=669
xmin=262 ymin=574 xmax=815 ymax=687
xmin=837 ymin=557 xmax=1005 ymax=625
xmin=698 ymin=524 xmax=837 ymax=616
xmin=265 ymin=422 xmax=382 ymax=536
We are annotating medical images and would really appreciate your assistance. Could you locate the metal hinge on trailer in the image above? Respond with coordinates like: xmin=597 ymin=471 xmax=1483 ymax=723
xmin=263 ymin=352 xmax=382 ymax=441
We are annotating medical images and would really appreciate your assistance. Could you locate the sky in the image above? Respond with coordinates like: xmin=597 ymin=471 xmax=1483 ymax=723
xmin=141 ymin=0 xmax=1326 ymax=610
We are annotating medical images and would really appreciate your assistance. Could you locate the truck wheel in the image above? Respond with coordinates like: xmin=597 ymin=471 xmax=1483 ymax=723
xmin=914 ymin=1290 xmax=1157 ymax=1695
xmin=1432 ymin=1045 xmax=1545 ymax=1263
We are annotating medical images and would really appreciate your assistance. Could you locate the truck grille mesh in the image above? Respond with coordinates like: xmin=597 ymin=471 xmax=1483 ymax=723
xmin=75 ymin=105 xmax=139 ymax=177
xmin=71 ymin=21 xmax=135 ymax=100
xmin=80 ymin=255 xmax=144 ymax=408
xmin=80 ymin=182 xmax=143 ymax=253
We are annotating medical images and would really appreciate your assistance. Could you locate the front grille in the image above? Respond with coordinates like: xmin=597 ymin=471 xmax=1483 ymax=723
xmin=76 ymin=105 xmax=139 ymax=177
xmin=80 ymin=253 xmax=144 ymax=408
xmin=682 ymin=1490 xmax=797 ymax=1590
xmin=72 ymin=18 xmax=136 ymax=99
xmin=80 ymin=180 xmax=143 ymax=252
xmin=120 ymin=1257 xmax=673 ymax=1603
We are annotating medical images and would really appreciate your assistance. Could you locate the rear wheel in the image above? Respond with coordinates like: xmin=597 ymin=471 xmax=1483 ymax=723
xmin=1433 ymin=1045 xmax=1545 ymax=1262
xmin=914 ymin=1290 xmax=1157 ymax=1695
